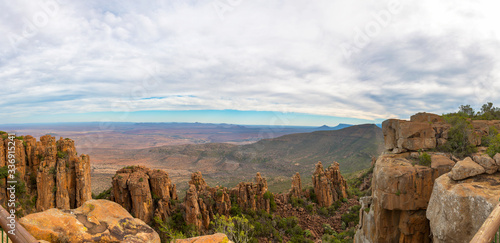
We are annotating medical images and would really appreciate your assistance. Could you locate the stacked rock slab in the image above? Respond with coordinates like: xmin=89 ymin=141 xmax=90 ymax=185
xmin=0 ymin=135 xmax=92 ymax=212
xmin=111 ymin=166 xmax=178 ymax=224
xmin=312 ymin=161 xmax=348 ymax=207
xmin=355 ymin=153 xmax=455 ymax=243
xmin=230 ymin=172 xmax=271 ymax=214
xmin=184 ymin=172 xmax=232 ymax=230
xmin=426 ymin=153 xmax=500 ymax=243
xmin=20 ymin=199 xmax=160 ymax=242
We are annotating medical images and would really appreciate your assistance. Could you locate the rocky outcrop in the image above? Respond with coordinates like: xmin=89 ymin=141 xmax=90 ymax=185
xmin=383 ymin=113 xmax=500 ymax=153
xmin=288 ymin=172 xmax=303 ymax=199
xmin=111 ymin=166 xmax=178 ymax=224
xmin=175 ymin=233 xmax=232 ymax=243
xmin=426 ymin=173 xmax=500 ymax=243
xmin=382 ymin=113 xmax=450 ymax=153
xmin=312 ymin=162 xmax=348 ymax=207
xmin=230 ymin=172 xmax=270 ymax=213
xmin=20 ymin=199 xmax=160 ymax=243
xmin=0 ymin=135 xmax=91 ymax=213
xmin=184 ymin=172 xmax=232 ymax=230
xmin=355 ymin=153 xmax=455 ymax=243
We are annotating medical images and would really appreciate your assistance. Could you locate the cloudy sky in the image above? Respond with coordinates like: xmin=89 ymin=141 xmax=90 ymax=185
xmin=1 ymin=0 xmax=499 ymax=126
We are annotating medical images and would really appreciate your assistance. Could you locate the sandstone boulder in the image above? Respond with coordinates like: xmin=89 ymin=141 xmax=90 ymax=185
xmin=494 ymin=153 xmax=500 ymax=168
xmin=427 ymin=173 xmax=500 ymax=243
xmin=20 ymin=199 xmax=160 ymax=243
xmin=473 ymin=154 xmax=498 ymax=174
xmin=449 ymin=157 xmax=485 ymax=181
xmin=175 ymin=233 xmax=232 ymax=243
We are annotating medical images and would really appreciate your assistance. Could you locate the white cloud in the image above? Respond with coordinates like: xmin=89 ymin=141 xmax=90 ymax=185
xmin=1 ymin=0 xmax=500 ymax=123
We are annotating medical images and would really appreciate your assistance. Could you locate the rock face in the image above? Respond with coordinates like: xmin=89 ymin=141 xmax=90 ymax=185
xmin=111 ymin=166 xmax=178 ymax=224
xmin=175 ymin=233 xmax=231 ymax=243
xmin=354 ymin=153 xmax=455 ymax=243
xmin=312 ymin=162 xmax=348 ymax=207
xmin=184 ymin=172 xmax=232 ymax=231
xmin=230 ymin=172 xmax=271 ymax=214
xmin=0 ymin=135 xmax=91 ymax=213
xmin=426 ymin=173 xmax=500 ymax=243
xmin=20 ymin=199 xmax=160 ymax=243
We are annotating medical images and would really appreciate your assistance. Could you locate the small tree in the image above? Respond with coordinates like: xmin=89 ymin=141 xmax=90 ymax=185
xmin=211 ymin=214 xmax=254 ymax=243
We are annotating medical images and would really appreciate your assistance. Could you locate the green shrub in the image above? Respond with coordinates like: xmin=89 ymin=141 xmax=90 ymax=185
xmin=57 ymin=151 xmax=67 ymax=159
xmin=318 ymin=207 xmax=329 ymax=216
xmin=439 ymin=115 xmax=477 ymax=157
xmin=94 ymin=187 xmax=112 ymax=199
xmin=211 ymin=214 xmax=254 ymax=243
xmin=139 ymin=177 xmax=144 ymax=182
xmin=49 ymin=167 xmax=56 ymax=175
xmin=418 ymin=152 xmax=431 ymax=166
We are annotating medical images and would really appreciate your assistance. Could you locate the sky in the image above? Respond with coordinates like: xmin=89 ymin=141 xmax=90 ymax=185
xmin=1 ymin=0 xmax=500 ymax=126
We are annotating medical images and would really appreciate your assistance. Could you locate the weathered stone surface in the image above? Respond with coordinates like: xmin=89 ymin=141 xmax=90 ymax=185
xmin=312 ymin=161 xmax=348 ymax=207
xmin=449 ymin=157 xmax=485 ymax=181
xmin=410 ymin=112 xmax=445 ymax=123
xmin=288 ymin=172 xmax=302 ymax=199
xmin=427 ymin=173 xmax=500 ymax=243
xmin=111 ymin=166 xmax=177 ymax=224
xmin=494 ymin=153 xmax=500 ymax=168
xmin=175 ymin=233 xmax=232 ymax=243
xmin=20 ymin=199 xmax=160 ymax=243
xmin=473 ymin=154 xmax=498 ymax=174
xmin=355 ymin=153 xmax=453 ymax=243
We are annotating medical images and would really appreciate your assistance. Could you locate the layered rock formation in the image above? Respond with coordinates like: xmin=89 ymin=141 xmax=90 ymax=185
xmin=355 ymin=152 xmax=455 ymax=243
xmin=230 ymin=172 xmax=271 ymax=213
xmin=0 ymin=135 xmax=91 ymax=213
xmin=312 ymin=162 xmax=348 ymax=207
xmin=20 ymin=199 xmax=160 ymax=242
xmin=426 ymin=153 xmax=500 ymax=242
xmin=111 ymin=166 xmax=178 ymax=224
xmin=184 ymin=172 xmax=232 ymax=230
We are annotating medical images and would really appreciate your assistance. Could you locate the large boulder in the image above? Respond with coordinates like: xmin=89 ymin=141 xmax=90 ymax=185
xmin=449 ymin=157 xmax=486 ymax=180
xmin=20 ymin=199 xmax=160 ymax=242
xmin=427 ymin=172 xmax=500 ymax=243
xmin=175 ymin=233 xmax=232 ymax=243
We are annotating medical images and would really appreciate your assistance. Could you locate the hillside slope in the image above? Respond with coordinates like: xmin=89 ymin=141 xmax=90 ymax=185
xmin=131 ymin=124 xmax=383 ymax=192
